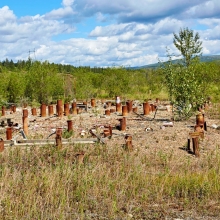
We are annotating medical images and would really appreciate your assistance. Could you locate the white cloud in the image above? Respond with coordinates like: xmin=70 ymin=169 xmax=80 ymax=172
xmin=0 ymin=1 xmax=220 ymax=67
xmin=62 ymin=0 xmax=75 ymax=7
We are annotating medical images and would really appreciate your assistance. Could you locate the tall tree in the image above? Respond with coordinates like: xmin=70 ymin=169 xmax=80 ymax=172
xmin=173 ymin=27 xmax=202 ymax=66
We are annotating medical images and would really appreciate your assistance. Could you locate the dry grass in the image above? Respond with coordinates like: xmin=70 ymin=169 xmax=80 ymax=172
xmin=1 ymin=142 xmax=220 ymax=219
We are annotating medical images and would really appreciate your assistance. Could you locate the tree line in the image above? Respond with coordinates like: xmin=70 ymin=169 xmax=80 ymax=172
xmin=0 ymin=28 xmax=220 ymax=118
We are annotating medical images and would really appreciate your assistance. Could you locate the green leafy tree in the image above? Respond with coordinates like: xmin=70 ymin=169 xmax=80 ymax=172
xmin=173 ymin=27 xmax=202 ymax=66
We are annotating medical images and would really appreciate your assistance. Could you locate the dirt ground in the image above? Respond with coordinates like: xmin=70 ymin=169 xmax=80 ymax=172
xmin=0 ymin=100 xmax=219 ymax=152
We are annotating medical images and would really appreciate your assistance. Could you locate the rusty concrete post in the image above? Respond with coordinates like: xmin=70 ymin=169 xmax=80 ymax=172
xmin=64 ymin=103 xmax=69 ymax=116
xmin=116 ymin=96 xmax=121 ymax=113
xmin=104 ymin=129 xmax=110 ymax=137
xmin=192 ymin=137 xmax=199 ymax=157
xmin=31 ymin=108 xmax=37 ymax=116
xmin=55 ymin=127 xmax=62 ymax=149
xmin=40 ymin=104 xmax=47 ymax=117
xmin=91 ymin=98 xmax=96 ymax=107
xmin=0 ymin=138 xmax=4 ymax=152
xmin=23 ymin=109 xmax=28 ymax=136
xmin=126 ymin=100 xmax=133 ymax=113
xmin=105 ymin=109 xmax=110 ymax=116
xmin=196 ymin=113 xmax=204 ymax=126
xmin=6 ymin=127 xmax=12 ymax=140
xmin=67 ymin=120 xmax=73 ymax=132
xmin=143 ymin=102 xmax=150 ymax=115
xmin=122 ymin=105 xmax=128 ymax=116
xmin=132 ymin=107 xmax=137 ymax=113
xmin=120 ymin=117 xmax=126 ymax=131
xmin=23 ymin=108 xmax=28 ymax=117
xmin=2 ymin=106 xmax=5 ymax=116
xmin=116 ymin=103 xmax=122 ymax=113
xmin=109 ymin=125 xmax=112 ymax=136
xmin=48 ymin=105 xmax=54 ymax=116
xmin=125 ymin=134 xmax=133 ymax=151
xmin=110 ymin=109 xmax=115 ymax=113
xmin=72 ymin=102 xmax=77 ymax=115
xmin=57 ymin=100 xmax=63 ymax=117
xmin=150 ymin=104 xmax=156 ymax=112
xmin=12 ymin=105 xmax=16 ymax=113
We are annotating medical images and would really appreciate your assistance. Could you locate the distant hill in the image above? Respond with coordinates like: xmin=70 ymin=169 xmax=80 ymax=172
xmin=131 ymin=55 xmax=220 ymax=69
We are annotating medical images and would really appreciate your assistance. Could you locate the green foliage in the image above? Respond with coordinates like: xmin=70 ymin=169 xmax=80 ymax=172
xmin=161 ymin=52 xmax=206 ymax=119
xmin=6 ymin=72 xmax=25 ymax=103
xmin=173 ymin=27 xmax=202 ymax=66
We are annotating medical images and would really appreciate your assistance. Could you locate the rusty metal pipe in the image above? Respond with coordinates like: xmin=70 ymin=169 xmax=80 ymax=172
xmin=0 ymin=138 xmax=4 ymax=152
xmin=2 ymin=106 xmax=5 ymax=116
xmin=57 ymin=100 xmax=63 ymax=117
xmin=72 ymin=102 xmax=77 ymax=115
xmin=143 ymin=102 xmax=150 ymax=115
xmin=64 ymin=103 xmax=70 ymax=116
xmin=67 ymin=120 xmax=73 ymax=132
xmin=6 ymin=127 xmax=12 ymax=140
xmin=31 ymin=108 xmax=37 ymax=116
xmin=48 ymin=105 xmax=54 ymax=116
xmin=40 ymin=104 xmax=47 ymax=117
xmin=120 ymin=117 xmax=126 ymax=131
xmin=91 ymin=98 xmax=96 ymax=107
xmin=122 ymin=105 xmax=128 ymax=116
xmin=126 ymin=100 xmax=133 ymax=113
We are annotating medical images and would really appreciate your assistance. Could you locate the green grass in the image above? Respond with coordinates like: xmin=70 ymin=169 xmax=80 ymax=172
xmin=1 ymin=144 xmax=220 ymax=219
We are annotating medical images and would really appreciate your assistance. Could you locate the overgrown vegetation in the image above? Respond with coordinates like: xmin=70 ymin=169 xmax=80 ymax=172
xmin=160 ymin=28 xmax=219 ymax=119
xmin=0 ymin=55 xmax=219 ymax=108
xmin=1 ymin=144 xmax=220 ymax=219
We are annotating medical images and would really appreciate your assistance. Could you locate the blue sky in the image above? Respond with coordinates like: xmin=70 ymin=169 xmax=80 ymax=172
xmin=0 ymin=0 xmax=220 ymax=67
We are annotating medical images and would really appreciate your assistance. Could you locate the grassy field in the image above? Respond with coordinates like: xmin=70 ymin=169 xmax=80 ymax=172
xmin=1 ymin=141 xmax=220 ymax=219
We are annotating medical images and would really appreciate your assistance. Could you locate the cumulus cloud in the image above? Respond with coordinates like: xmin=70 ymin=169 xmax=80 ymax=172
xmin=62 ymin=0 xmax=75 ymax=7
xmin=0 ymin=0 xmax=220 ymax=67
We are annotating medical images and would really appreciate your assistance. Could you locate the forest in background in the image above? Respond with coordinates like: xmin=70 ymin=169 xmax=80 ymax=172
xmin=0 ymin=57 xmax=219 ymax=107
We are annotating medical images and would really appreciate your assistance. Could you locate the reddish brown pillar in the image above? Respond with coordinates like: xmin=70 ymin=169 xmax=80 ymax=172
xmin=126 ymin=100 xmax=133 ymax=113
xmin=116 ymin=103 xmax=122 ymax=113
xmin=120 ymin=117 xmax=126 ymax=131
xmin=125 ymin=134 xmax=133 ymax=151
xmin=48 ymin=105 xmax=54 ymax=116
xmin=196 ymin=113 xmax=204 ymax=126
xmin=40 ymin=104 xmax=47 ymax=117
xmin=143 ymin=102 xmax=150 ymax=115
xmin=105 ymin=109 xmax=110 ymax=116
xmin=2 ymin=106 xmax=5 ymax=116
xmin=6 ymin=127 xmax=12 ymax=140
xmin=12 ymin=105 xmax=16 ymax=113
xmin=57 ymin=100 xmax=63 ymax=117
xmin=192 ymin=137 xmax=199 ymax=157
xmin=109 ymin=125 xmax=112 ymax=136
xmin=132 ymin=107 xmax=137 ymax=113
xmin=91 ymin=98 xmax=96 ymax=107
xmin=64 ymin=103 xmax=69 ymax=116
xmin=23 ymin=109 xmax=28 ymax=136
xmin=0 ymin=138 xmax=4 ymax=152
xmin=67 ymin=120 xmax=73 ymax=132
xmin=31 ymin=108 xmax=37 ymax=116
xmin=150 ymin=104 xmax=156 ymax=112
xmin=110 ymin=109 xmax=115 ymax=113
xmin=72 ymin=102 xmax=77 ymax=115
xmin=122 ymin=105 xmax=128 ymax=116
xmin=55 ymin=127 xmax=62 ymax=149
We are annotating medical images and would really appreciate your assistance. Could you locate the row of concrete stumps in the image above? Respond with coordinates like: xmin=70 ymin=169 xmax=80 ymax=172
xmin=0 ymin=97 xmax=160 ymax=154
